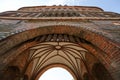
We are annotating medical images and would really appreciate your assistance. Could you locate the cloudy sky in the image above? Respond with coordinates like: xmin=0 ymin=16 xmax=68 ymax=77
xmin=0 ymin=0 xmax=120 ymax=13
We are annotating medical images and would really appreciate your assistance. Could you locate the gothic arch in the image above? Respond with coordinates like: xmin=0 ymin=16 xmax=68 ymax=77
xmin=0 ymin=25 xmax=119 ymax=80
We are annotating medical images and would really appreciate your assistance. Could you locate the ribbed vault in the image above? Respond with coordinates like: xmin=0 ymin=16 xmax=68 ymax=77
xmin=14 ymin=34 xmax=112 ymax=80
xmin=29 ymin=41 xmax=87 ymax=80
xmin=21 ymin=34 xmax=90 ymax=80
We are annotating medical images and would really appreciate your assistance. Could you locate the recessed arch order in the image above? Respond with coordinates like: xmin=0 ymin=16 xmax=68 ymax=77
xmin=0 ymin=24 xmax=118 ymax=80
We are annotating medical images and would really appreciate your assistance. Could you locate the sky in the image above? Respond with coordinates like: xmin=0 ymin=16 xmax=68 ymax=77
xmin=39 ymin=67 xmax=74 ymax=80
xmin=0 ymin=0 xmax=120 ymax=13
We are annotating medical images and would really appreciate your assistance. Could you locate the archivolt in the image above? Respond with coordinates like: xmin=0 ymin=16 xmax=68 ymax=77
xmin=0 ymin=25 xmax=118 ymax=80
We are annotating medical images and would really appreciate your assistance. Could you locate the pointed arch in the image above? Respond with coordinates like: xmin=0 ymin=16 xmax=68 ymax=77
xmin=0 ymin=25 xmax=119 ymax=80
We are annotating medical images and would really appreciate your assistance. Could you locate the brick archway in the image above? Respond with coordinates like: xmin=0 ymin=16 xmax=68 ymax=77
xmin=0 ymin=25 xmax=119 ymax=80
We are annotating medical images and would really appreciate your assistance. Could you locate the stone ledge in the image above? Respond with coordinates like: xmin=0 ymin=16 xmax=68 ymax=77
xmin=0 ymin=17 xmax=120 ymax=20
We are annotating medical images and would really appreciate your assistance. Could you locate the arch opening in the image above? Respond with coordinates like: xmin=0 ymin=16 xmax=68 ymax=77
xmin=38 ymin=67 xmax=74 ymax=80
